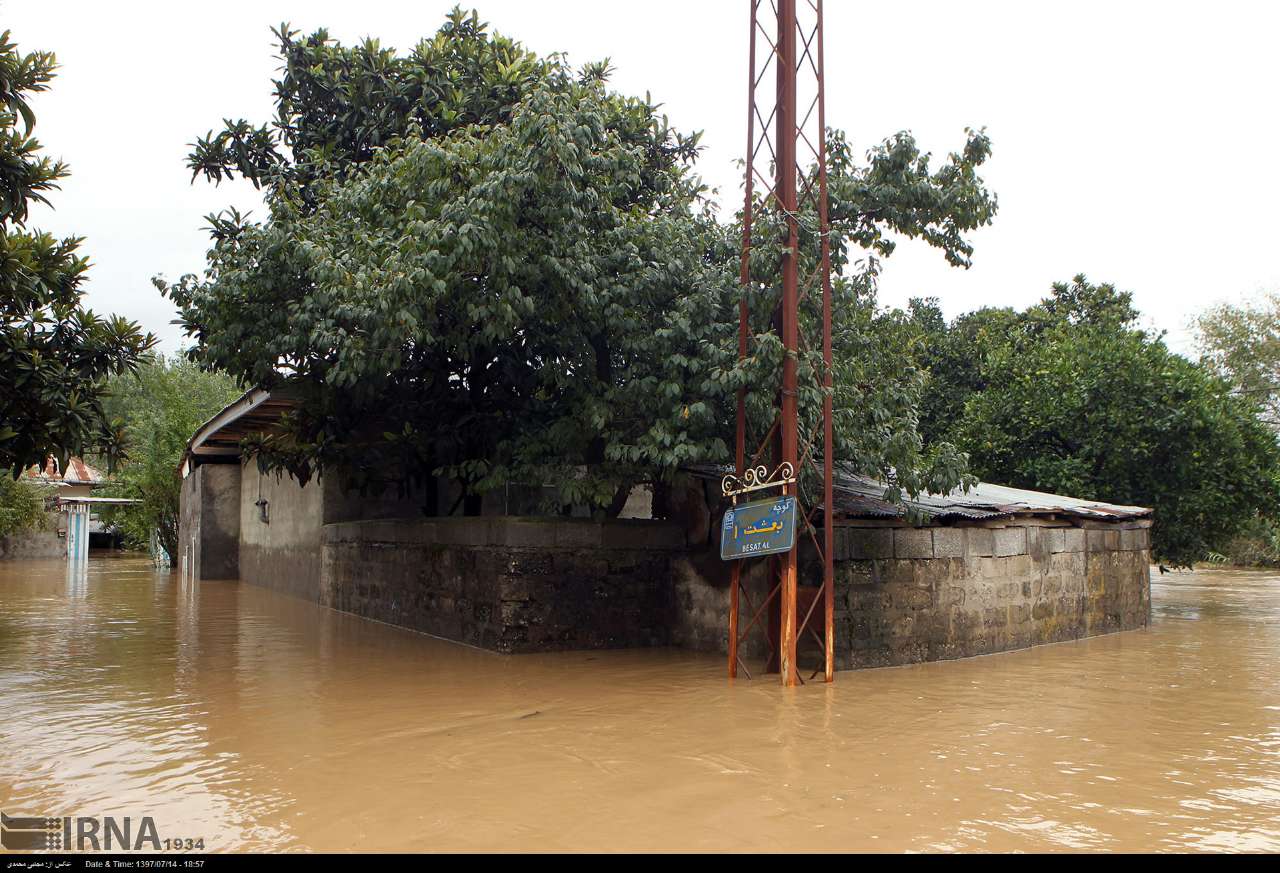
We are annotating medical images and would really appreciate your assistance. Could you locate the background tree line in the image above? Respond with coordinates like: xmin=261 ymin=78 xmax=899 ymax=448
xmin=97 ymin=357 xmax=241 ymax=560
xmin=158 ymin=8 xmax=1280 ymax=568
xmin=1192 ymin=292 xmax=1280 ymax=565
xmin=908 ymin=278 xmax=1280 ymax=567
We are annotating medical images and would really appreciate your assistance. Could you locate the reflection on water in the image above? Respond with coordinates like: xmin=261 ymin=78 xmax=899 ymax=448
xmin=1 ymin=556 xmax=1278 ymax=852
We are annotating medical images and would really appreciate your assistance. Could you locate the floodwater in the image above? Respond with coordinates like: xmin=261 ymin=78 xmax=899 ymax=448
xmin=1 ymin=557 xmax=1278 ymax=853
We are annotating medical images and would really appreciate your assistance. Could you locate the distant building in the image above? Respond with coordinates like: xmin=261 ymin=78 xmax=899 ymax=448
xmin=24 ymin=455 xmax=107 ymax=500
xmin=22 ymin=456 xmax=116 ymax=547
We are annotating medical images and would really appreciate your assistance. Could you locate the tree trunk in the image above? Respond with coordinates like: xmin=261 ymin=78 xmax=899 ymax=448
xmin=605 ymin=482 xmax=632 ymax=519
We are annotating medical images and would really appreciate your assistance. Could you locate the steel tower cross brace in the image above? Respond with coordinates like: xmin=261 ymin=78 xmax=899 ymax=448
xmin=727 ymin=0 xmax=835 ymax=687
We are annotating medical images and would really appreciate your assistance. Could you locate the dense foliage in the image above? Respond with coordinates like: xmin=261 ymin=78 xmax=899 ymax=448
xmin=98 ymin=356 xmax=242 ymax=559
xmin=912 ymin=277 xmax=1280 ymax=565
xmin=187 ymin=10 xmax=547 ymax=205
xmin=1212 ymin=515 xmax=1280 ymax=568
xmin=0 ymin=29 xmax=155 ymax=476
xmin=163 ymin=9 xmax=996 ymax=514
xmin=0 ymin=472 xmax=50 ymax=539
xmin=1191 ymin=292 xmax=1280 ymax=565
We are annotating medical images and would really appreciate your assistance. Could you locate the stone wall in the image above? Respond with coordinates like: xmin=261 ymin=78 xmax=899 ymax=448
xmin=831 ymin=521 xmax=1151 ymax=668
xmin=236 ymin=459 xmax=519 ymax=598
xmin=672 ymin=519 xmax=1152 ymax=670
xmin=0 ymin=503 xmax=61 ymax=561
xmin=322 ymin=517 xmax=686 ymax=652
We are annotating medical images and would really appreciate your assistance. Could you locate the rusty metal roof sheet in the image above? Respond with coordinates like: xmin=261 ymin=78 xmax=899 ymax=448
xmin=688 ymin=464 xmax=1151 ymax=523
xmin=833 ymin=474 xmax=1150 ymax=522
xmin=23 ymin=456 xmax=106 ymax=486
xmin=62 ymin=457 xmax=104 ymax=485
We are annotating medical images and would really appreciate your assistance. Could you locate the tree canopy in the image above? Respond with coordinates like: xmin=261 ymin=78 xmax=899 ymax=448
xmin=912 ymin=277 xmax=1280 ymax=565
xmin=163 ymin=8 xmax=996 ymax=515
xmin=0 ymin=28 xmax=155 ymax=476
xmin=187 ymin=9 xmax=550 ymax=202
xmin=1195 ymin=291 xmax=1280 ymax=431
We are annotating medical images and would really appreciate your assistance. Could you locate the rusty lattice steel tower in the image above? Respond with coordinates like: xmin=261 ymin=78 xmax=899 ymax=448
xmin=726 ymin=0 xmax=835 ymax=687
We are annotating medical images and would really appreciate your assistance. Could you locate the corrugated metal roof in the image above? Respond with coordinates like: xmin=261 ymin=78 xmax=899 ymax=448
xmin=56 ymin=496 xmax=138 ymax=505
xmin=834 ymin=474 xmax=1149 ymax=522
xmin=62 ymin=457 xmax=104 ymax=485
xmin=23 ymin=456 xmax=105 ymax=486
xmin=688 ymin=464 xmax=1151 ymax=523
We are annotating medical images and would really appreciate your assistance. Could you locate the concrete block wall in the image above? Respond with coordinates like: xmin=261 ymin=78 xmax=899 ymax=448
xmin=322 ymin=517 xmax=687 ymax=653
xmin=670 ymin=555 xmax=771 ymax=656
xmin=670 ymin=520 xmax=1151 ymax=670
xmin=237 ymin=458 xmax=517 ymax=598
xmin=830 ymin=522 xmax=1152 ymax=669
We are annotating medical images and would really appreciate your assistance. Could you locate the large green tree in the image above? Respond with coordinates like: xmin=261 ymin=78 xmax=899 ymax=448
xmin=915 ymin=277 xmax=1280 ymax=565
xmin=0 ymin=29 xmax=155 ymax=476
xmin=163 ymin=9 xmax=995 ymax=514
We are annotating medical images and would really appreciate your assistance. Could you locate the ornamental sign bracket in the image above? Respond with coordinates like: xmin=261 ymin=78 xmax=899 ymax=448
xmin=721 ymin=462 xmax=796 ymax=505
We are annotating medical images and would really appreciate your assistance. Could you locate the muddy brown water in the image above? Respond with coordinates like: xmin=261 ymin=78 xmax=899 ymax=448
xmin=1 ymin=556 xmax=1277 ymax=852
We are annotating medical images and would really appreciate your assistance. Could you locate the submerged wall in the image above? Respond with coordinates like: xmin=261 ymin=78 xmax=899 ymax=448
xmin=673 ymin=520 xmax=1152 ymax=669
xmin=318 ymin=516 xmax=1149 ymax=663
xmin=238 ymin=461 xmax=324 ymax=598
xmin=830 ymin=522 xmax=1151 ymax=668
xmin=236 ymin=462 xmax=460 ymax=599
xmin=322 ymin=517 xmax=685 ymax=652
xmin=0 ymin=530 xmax=62 ymax=560
xmin=184 ymin=458 xmax=1151 ymax=665
xmin=178 ymin=462 xmax=241 ymax=581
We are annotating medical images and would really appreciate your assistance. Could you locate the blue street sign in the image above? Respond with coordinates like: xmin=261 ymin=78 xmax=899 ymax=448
xmin=720 ymin=495 xmax=798 ymax=561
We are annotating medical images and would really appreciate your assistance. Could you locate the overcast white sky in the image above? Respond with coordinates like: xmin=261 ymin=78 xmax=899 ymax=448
xmin=9 ymin=0 xmax=1280 ymax=354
